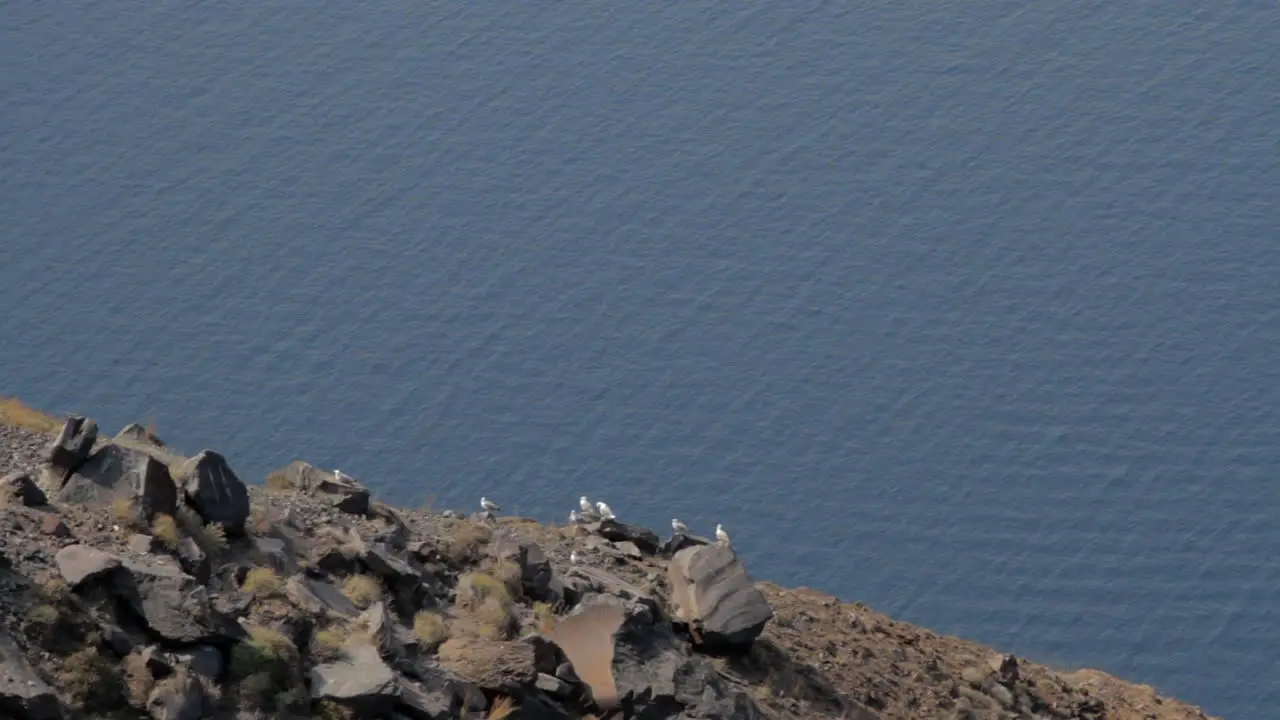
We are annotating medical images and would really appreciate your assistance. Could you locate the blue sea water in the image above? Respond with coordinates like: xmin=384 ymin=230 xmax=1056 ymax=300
xmin=3 ymin=2 xmax=1278 ymax=715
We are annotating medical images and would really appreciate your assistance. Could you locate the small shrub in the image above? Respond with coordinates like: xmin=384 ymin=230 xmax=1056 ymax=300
xmin=248 ymin=505 xmax=272 ymax=535
xmin=59 ymin=647 xmax=124 ymax=711
xmin=533 ymin=601 xmax=556 ymax=635
xmin=458 ymin=571 xmax=511 ymax=610
xmin=122 ymin=652 xmax=155 ymax=708
xmin=474 ymin=597 xmax=519 ymax=640
xmin=112 ymin=497 xmax=144 ymax=529
xmin=487 ymin=695 xmax=519 ymax=720
xmin=203 ymin=521 xmax=228 ymax=552
xmin=413 ymin=611 xmax=447 ymax=650
xmin=243 ymin=567 xmax=283 ymax=597
xmin=492 ymin=560 xmax=523 ymax=599
xmin=311 ymin=627 xmax=347 ymax=663
xmin=0 ymin=396 xmax=61 ymax=434
xmin=152 ymin=513 xmax=181 ymax=550
xmin=230 ymin=625 xmax=298 ymax=684
xmin=442 ymin=522 xmax=492 ymax=566
xmin=264 ymin=471 xmax=292 ymax=493
xmin=316 ymin=699 xmax=357 ymax=720
xmin=341 ymin=574 xmax=382 ymax=609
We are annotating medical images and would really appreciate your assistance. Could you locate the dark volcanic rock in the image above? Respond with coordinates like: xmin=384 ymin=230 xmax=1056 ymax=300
xmin=489 ymin=534 xmax=555 ymax=600
xmin=309 ymin=642 xmax=398 ymax=712
xmin=591 ymin=518 xmax=661 ymax=555
xmin=55 ymin=544 xmax=120 ymax=587
xmin=268 ymin=460 xmax=371 ymax=514
xmin=669 ymin=543 xmax=773 ymax=651
xmin=662 ymin=532 xmax=713 ymax=556
xmin=57 ymin=443 xmax=177 ymax=518
xmin=114 ymin=558 xmax=237 ymax=644
xmin=176 ymin=536 xmax=211 ymax=584
xmin=285 ymin=575 xmax=361 ymax=619
xmin=114 ymin=423 xmax=166 ymax=447
xmin=177 ymin=450 xmax=250 ymax=535
xmin=46 ymin=415 xmax=96 ymax=483
xmin=0 ymin=627 xmax=61 ymax=719
xmin=1 ymin=470 xmax=47 ymax=506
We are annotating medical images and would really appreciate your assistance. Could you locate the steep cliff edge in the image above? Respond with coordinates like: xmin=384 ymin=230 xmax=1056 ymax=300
xmin=0 ymin=399 xmax=1217 ymax=719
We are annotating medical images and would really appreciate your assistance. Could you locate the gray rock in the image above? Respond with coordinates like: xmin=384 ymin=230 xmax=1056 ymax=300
xmin=668 ymin=543 xmax=773 ymax=651
xmin=0 ymin=471 xmax=47 ymax=506
xmin=536 ymin=672 xmax=572 ymax=697
xmin=114 ymin=423 xmax=166 ymax=447
xmin=114 ymin=558 xmax=234 ymax=644
xmin=55 ymin=544 xmax=121 ymax=586
xmin=172 ymin=645 xmax=223 ymax=680
xmin=146 ymin=671 xmax=203 ymax=720
xmin=364 ymin=542 xmax=421 ymax=584
xmin=613 ymin=540 xmax=643 ymax=559
xmin=268 ymin=460 xmax=371 ymax=515
xmin=47 ymin=415 xmax=96 ymax=482
xmin=252 ymin=536 xmax=296 ymax=575
xmin=285 ymin=575 xmax=360 ymax=619
xmin=488 ymin=535 xmax=553 ymax=600
xmin=393 ymin=677 xmax=453 ymax=720
xmin=310 ymin=642 xmax=398 ymax=712
xmin=129 ymin=533 xmax=159 ymax=554
xmin=568 ymin=566 xmax=655 ymax=609
xmin=177 ymin=450 xmax=250 ymax=535
xmin=57 ymin=443 xmax=177 ymax=518
xmin=662 ymin=532 xmax=712 ymax=556
xmin=0 ymin=627 xmax=61 ymax=719
xmin=176 ymin=536 xmax=210 ymax=584
xmin=590 ymin=518 xmax=661 ymax=554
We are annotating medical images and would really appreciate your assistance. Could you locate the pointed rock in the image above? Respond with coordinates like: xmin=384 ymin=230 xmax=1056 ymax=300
xmin=46 ymin=415 xmax=97 ymax=483
xmin=668 ymin=544 xmax=772 ymax=651
xmin=57 ymin=443 xmax=177 ymax=518
xmin=177 ymin=450 xmax=250 ymax=536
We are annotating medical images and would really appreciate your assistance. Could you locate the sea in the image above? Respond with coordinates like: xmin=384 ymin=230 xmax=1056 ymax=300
xmin=2 ymin=2 xmax=1277 ymax=716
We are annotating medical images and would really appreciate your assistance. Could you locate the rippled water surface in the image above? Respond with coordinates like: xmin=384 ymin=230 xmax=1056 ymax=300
xmin=3 ymin=3 xmax=1279 ymax=716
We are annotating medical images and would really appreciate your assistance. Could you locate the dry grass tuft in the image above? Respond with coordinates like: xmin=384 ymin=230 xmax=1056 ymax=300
xmin=442 ymin=522 xmax=492 ymax=566
xmin=473 ymin=597 xmax=519 ymax=640
xmin=311 ymin=626 xmax=348 ymax=664
xmin=59 ymin=647 xmax=124 ymax=711
xmin=230 ymin=625 xmax=298 ymax=684
xmin=247 ymin=504 xmax=272 ymax=536
xmin=458 ymin=571 xmax=511 ymax=609
xmin=492 ymin=560 xmax=524 ymax=599
xmin=316 ymin=699 xmax=357 ymax=720
xmin=264 ymin=470 xmax=293 ymax=493
xmin=243 ymin=567 xmax=284 ymax=598
xmin=341 ymin=574 xmax=382 ymax=609
xmin=176 ymin=506 xmax=228 ymax=557
xmin=533 ymin=601 xmax=557 ymax=635
xmin=413 ymin=611 xmax=448 ymax=651
xmin=487 ymin=695 xmax=519 ymax=720
xmin=152 ymin=512 xmax=181 ymax=550
xmin=112 ymin=497 xmax=145 ymax=529
xmin=0 ymin=395 xmax=61 ymax=434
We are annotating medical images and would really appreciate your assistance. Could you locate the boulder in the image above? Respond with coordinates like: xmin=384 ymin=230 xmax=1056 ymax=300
xmin=310 ymin=642 xmax=398 ymax=712
xmin=285 ymin=575 xmax=360 ymax=619
xmin=46 ymin=415 xmax=97 ymax=482
xmin=0 ymin=628 xmax=61 ymax=719
xmin=668 ymin=544 xmax=773 ymax=651
xmin=488 ymin=535 xmax=554 ymax=600
xmin=1 ymin=471 xmax=47 ymax=507
xmin=590 ymin=518 xmax=661 ymax=555
xmin=129 ymin=534 xmax=159 ymax=554
xmin=364 ymin=542 xmax=421 ymax=584
xmin=567 ymin=566 xmax=655 ymax=609
xmin=268 ymin=461 xmax=371 ymax=515
xmin=39 ymin=515 xmax=70 ymax=538
xmin=55 ymin=544 xmax=121 ymax=587
xmin=57 ymin=443 xmax=177 ymax=518
xmin=175 ymin=537 xmax=210 ymax=584
xmin=436 ymin=637 xmax=536 ymax=692
xmin=252 ymin=536 xmax=297 ymax=575
xmin=147 ymin=671 xmax=203 ymax=720
xmin=114 ymin=558 xmax=235 ymax=644
xmin=177 ymin=450 xmax=249 ymax=535
xmin=114 ymin=423 xmax=166 ymax=447
xmin=172 ymin=646 xmax=223 ymax=681
xmin=662 ymin=532 xmax=712 ymax=556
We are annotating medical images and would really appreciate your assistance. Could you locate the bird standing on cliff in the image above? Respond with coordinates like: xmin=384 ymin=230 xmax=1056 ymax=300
xmin=672 ymin=518 xmax=690 ymax=534
xmin=579 ymin=496 xmax=593 ymax=513
xmin=716 ymin=524 xmax=731 ymax=545
xmin=596 ymin=501 xmax=616 ymax=520
xmin=569 ymin=510 xmax=579 ymax=523
xmin=481 ymin=496 xmax=501 ymax=513
xmin=570 ymin=550 xmax=581 ymax=564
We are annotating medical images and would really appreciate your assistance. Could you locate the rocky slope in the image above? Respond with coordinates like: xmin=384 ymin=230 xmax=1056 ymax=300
xmin=0 ymin=403 xmax=1218 ymax=720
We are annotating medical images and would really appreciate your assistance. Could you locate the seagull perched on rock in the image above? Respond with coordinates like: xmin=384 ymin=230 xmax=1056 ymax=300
xmin=715 ymin=524 xmax=731 ymax=545
xmin=672 ymin=518 xmax=690 ymax=534
xmin=579 ymin=496 xmax=593 ymax=513
xmin=596 ymin=501 xmax=616 ymax=520
xmin=569 ymin=510 xmax=579 ymax=523
xmin=480 ymin=496 xmax=501 ymax=513
xmin=570 ymin=550 xmax=581 ymax=564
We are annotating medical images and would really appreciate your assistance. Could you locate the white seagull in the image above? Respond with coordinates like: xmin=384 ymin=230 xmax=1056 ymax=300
xmin=569 ymin=510 xmax=581 ymax=523
xmin=672 ymin=518 xmax=690 ymax=534
xmin=579 ymin=496 xmax=593 ymax=513
xmin=596 ymin=501 xmax=616 ymax=520
xmin=480 ymin=496 xmax=501 ymax=513
xmin=715 ymin=523 xmax=731 ymax=545
xmin=570 ymin=550 xmax=581 ymax=564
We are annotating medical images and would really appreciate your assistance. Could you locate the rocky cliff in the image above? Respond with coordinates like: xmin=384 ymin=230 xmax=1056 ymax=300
xmin=0 ymin=399 xmax=1218 ymax=719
